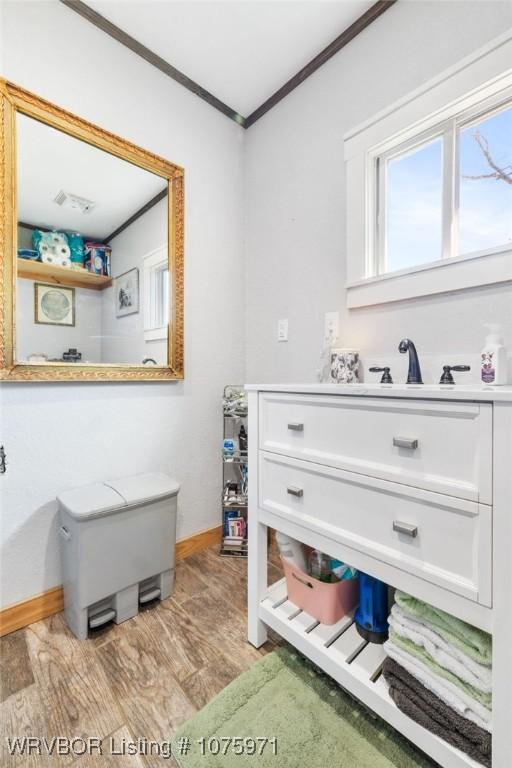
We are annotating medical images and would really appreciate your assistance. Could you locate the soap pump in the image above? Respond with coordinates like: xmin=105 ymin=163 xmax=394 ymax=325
xmin=481 ymin=324 xmax=507 ymax=385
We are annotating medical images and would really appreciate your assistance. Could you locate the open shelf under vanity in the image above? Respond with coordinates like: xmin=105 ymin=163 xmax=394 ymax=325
xmin=261 ymin=578 xmax=482 ymax=768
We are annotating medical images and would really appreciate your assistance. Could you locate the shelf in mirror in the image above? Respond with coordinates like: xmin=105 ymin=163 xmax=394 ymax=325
xmin=17 ymin=259 xmax=112 ymax=291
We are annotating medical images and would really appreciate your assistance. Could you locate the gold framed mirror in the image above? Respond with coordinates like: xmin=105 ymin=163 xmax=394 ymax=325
xmin=0 ymin=80 xmax=184 ymax=381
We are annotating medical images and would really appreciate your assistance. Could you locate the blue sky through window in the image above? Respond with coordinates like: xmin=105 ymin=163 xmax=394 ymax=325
xmin=383 ymin=103 xmax=511 ymax=273
xmin=459 ymin=106 xmax=512 ymax=255
xmin=385 ymin=137 xmax=443 ymax=272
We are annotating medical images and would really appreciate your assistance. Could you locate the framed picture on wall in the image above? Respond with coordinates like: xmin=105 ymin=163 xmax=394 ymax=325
xmin=114 ymin=267 xmax=139 ymax=318
xmin=34 ymin=283 xmax=75 ymax=326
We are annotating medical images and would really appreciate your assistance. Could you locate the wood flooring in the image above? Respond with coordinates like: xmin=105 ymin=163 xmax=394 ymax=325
xmin=0 ymin=547 xmax=283 ymax=767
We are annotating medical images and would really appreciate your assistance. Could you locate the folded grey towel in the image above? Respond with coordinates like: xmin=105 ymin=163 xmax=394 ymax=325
xmin=382 ymin=657 xmax=491 ymax=767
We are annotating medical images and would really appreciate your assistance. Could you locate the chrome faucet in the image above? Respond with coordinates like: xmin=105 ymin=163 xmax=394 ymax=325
xmin=399 ymin=339 xmax=423 ymax=384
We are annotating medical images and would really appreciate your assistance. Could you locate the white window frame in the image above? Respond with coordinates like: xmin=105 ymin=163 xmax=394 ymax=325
xmin=344 ymin=31 xmax=512 ymax=308
xmin=143 ymin=245 xmax=169 ymax=342
xmin=373 ymin=90 xmax=512 ymax=279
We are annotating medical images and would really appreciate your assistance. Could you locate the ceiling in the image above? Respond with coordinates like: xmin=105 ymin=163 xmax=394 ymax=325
xmin=86 ymin=1 xmax=375 ymax=116
xmin=17 ymin=113 xmax=166 ymax=240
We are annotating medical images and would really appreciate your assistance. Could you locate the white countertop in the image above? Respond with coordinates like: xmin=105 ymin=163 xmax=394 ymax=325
xmin=245 ymin=382 xmax=512 ymax=402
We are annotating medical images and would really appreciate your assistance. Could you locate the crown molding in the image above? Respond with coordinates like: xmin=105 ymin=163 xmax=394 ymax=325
xmin=60 ymin=0 xmax=396 ymax=129
xmin=104 ymin=188 xmax=167 ymax=244
xmin=244 ymin=1 xmax=397 ymax=127
xmin=60 ymin=0 xmax=246 ymax=126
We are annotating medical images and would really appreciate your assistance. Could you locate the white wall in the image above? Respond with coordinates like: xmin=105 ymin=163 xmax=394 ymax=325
xmin=0 ymin=1 xmax=245 ymax=607
xmin=245 ymin=1 xmax=512 ymax=386
xmin=101 ymin=199 xmax=168 ymax=366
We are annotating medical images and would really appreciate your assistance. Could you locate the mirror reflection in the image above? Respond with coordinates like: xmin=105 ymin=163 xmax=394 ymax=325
xmin=16 ymin=114 xmax=169 ymax=366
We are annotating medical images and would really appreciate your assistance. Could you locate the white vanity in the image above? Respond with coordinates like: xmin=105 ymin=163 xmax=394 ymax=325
xmin=247 ymin=383 xmax=512 ymax=768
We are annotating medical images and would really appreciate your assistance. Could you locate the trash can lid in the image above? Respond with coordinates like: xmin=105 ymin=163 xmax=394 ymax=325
xmin=105 ymin=473 xmax=180 ymax=507
xmin=57 ymin=472 xmax=180 ymax=520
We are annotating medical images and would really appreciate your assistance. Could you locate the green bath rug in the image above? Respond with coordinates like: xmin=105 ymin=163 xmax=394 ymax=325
xmin=173 ymin=645 xmax=435 ymax=767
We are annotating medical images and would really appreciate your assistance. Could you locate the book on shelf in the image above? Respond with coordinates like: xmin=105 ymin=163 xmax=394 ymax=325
xmin=223 ymin=509 xmax=247 ymax=538
xmin=222 ymin=540 xmax=247 ymax=551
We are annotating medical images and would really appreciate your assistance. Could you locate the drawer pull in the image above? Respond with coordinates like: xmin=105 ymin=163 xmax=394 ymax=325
xmin=288 ymin=422 xmax=304 ymax=432
xmin=287 ymin=486 xmax=304 ymax=498
xmin=393 ymin=436 xmax=418 ymax=450
xmin=393 ymin=521 xmax=418 ymax=538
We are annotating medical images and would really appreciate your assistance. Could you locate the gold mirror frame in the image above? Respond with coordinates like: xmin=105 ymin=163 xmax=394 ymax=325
xmin=0 ymin=79 xmax=184 ymax=382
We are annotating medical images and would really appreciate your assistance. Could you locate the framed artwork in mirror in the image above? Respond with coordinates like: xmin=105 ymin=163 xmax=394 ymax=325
xmin=114 ymin=268 xmax=139 ymax=318
xmin=34 ymin=283 xmax=75 ymax=327
xmin=0 ymin=79 xmax=184 ymax=381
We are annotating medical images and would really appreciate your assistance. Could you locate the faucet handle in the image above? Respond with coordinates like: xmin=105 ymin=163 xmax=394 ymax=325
xmin=369 ymin=366 xmax=393 ymax=384
xmin=439 ymin=365 xmax=470 ymax=384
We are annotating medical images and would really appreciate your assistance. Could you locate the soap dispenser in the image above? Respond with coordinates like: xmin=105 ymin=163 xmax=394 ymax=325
xmin=481 ymin=324 xmax=507 ymax=385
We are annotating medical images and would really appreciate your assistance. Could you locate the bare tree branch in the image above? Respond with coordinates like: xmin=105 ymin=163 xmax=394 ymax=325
xmin=463 ymin=130 xmax=512 ymax=185
xmin=464 ymin=172 xmax=504 ymax=181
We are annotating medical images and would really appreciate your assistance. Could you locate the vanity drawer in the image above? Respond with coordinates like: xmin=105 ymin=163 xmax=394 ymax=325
xmin=259 ymin=393 xmax=492 ymax=503
xmin=259 ymin=452 xmax=492 ymax=605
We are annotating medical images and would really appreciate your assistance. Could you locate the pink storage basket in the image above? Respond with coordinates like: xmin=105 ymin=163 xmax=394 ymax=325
xmin=282 ymin=557 xmax=359 ymax=625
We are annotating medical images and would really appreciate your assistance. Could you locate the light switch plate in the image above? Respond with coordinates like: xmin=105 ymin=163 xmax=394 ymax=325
xmin=278 ymin=318 xmax=288 ymax=342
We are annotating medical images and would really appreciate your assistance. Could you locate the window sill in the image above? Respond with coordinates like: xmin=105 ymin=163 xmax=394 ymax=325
xmin=144 ymin=327 xmax=167 ymax=342
xmin=346 ymin=246 xmax=512 ymax=308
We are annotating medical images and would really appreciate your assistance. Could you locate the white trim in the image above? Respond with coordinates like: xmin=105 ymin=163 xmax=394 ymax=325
xmin=345 ymin=31 xmax=512 ymax=308
xmin=347 ymin=243 xmax=512 ymax=289
xmin=143 ymin=244 xmax=168 ymax=342
xmin=144 ymin=327 xmax=167 ymax=342
xmin=442 ymin=121 xmax=457 ymax=263
xmin=347 ymin=248 xmax=512 ymax=309
xmin=360 ymin=75 xmax=512 ymax=161
xmin=143 ymin=246 xmax=167 ymax=271
xmin=344 ymin=29 xmax=512 ymax=146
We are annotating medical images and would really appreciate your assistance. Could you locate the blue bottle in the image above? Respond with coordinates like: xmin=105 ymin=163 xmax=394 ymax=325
xmin=355 ymin=572 xmax=389 ymax=644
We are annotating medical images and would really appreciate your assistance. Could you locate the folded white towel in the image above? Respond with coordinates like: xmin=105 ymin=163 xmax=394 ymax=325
xmin=390 ymin=603 xmax=492 ymax=694
xmin=384 ymin=639 xmax=492 ymax=732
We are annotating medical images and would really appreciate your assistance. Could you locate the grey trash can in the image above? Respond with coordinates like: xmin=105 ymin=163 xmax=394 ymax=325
xmin=57 ymin=472 xmax=179 ymax=640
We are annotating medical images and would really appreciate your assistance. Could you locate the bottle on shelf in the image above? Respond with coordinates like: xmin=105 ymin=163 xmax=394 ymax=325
xmin=239 ymin=424 xmax=248 ymax=453
xmin=309 ymin=550 xmax=334 ymax=583
xmin=481 ymin=323 xmax=507 ymax=385
xmin=223 ymin=438 xmax=237 ymax=458
xmin=275 ymin=532 xmax=308 ymax=572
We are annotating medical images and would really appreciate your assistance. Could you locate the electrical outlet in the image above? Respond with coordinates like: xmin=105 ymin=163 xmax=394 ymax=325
xmin=278 ymin=318 xmax=288 ymax=342
xmin=324 ymin=312 xmax=339 ymax=343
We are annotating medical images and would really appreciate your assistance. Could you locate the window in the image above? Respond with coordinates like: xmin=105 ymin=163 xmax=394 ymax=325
xmin=376 ymin=96 xmax=512 ymax=277
xmin=383 ymin=136 xmax=444 ymax=273
xmin=143 ymin=246 xmax=169 ymax=342
xmin=345 ymin=38 xmax=512 ymax=308
xmin=459 ymin=106 xmax=512 ymax=255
